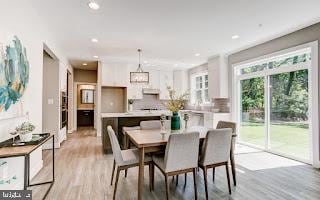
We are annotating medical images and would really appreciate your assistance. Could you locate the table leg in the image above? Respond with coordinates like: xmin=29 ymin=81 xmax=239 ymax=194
xmin=24 ymin=155 xmax=29 ymax=190
xmin=138 ymin=147 xmax=145 ymax=200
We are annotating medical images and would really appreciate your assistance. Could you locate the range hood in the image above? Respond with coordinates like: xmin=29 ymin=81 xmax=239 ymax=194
xmin=142 ymin=88 xmax=160 ymax=94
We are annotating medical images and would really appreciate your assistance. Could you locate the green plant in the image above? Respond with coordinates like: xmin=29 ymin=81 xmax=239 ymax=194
xmin=15 ymin=122 xmax=35 ymax=135
xmin=165 ymin=86 xmax=189 ymax=113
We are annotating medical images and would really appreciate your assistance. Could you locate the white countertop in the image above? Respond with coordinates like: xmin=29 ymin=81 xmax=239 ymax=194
xmin=101 ymin=110 xmax=172 ymax=118
xmin=180 ymin=110 xmax=230 ymax=114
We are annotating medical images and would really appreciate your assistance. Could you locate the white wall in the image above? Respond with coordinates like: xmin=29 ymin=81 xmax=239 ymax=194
xmin=0 ymin=0 xmax=70 ymax=189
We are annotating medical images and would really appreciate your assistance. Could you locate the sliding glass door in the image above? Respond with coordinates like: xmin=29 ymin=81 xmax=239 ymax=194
xmin=235 ymin=48 xmax=313 ymax=162
xmin=240 ymin=77 xmax=265 ymax=147
xmin=269 ymin=69 xmax=309 ymax=160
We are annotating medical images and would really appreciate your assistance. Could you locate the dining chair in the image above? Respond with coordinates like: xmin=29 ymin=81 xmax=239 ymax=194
xmin=152 ymin=132 xmax=200 ymax=200
xmin=199 ymin=128 xmax=233 ymax=199
xmin=140 ymin=120 xmax=161 ymax=130
xmin=107 ymin=126 xmax=153 ymax=200
xmin=216 ymin=121 xmax=237 ymax=186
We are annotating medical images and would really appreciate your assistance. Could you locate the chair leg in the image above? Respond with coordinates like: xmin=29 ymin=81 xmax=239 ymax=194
xmin=193 ymin=169 xmax=198 ymax=200
xmin=151 ymin=163 xmax=155 ymax=190
xmin=230 ymin=150 xmax=237 ymax=186
xmin=176 ymin=175 xmax=179 ymax=186
xmin=184 ymin=173 xmax=187 ymax=187
xmin=125 ymin=169 xmax=128 ymax=178
xmin=165 ymin=174 xmax=170 ymax=200
xmin=110 ymin=160 xmax=115 ymax=186
xmin=113 ymin=168 xmax=120 ymax=200
xmin=225 ymin=164 xmax=232 ymax=195
xmin=203 ymin=167 xmax=208 ymax=200
xmin=212 ymin=167 xmax=215 ymax=182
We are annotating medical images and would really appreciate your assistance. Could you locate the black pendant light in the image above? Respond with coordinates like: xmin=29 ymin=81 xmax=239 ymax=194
xmin=130 ymin=49 xmax=149 ymax=83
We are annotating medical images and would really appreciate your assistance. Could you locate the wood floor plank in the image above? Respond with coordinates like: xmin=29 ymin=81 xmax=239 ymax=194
xmin=30 ymin=127 xmax=320 ymax=200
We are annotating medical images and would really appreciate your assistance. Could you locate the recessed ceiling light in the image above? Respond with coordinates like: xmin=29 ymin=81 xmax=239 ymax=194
xmin=195 ymin=53 xmax=200 ymax=57
xmin=88 ymin=1 xmax=100 ymax=10
xmin=93 ymin=55 xmax=99 ymax=59
xmin=232 ymin=35 xmax=240 ymax=39
xmin=91 ymin=38 xmax=98 ymax=43
xmin=144 ymin=61 xmax=148 ymax=64
xmin=82 ymin=63 xmax=88 ymax=66
xmin=174 ymin=64 xmax=178 ymax=67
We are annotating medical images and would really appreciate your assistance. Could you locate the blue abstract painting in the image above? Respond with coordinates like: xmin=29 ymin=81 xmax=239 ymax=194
xmin=0 ymin=36 xmax=29 ymax=113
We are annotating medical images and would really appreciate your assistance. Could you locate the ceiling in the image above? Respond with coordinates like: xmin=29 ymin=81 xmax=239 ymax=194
xmin=71 ymin=60 xmax=98 ymax=70
xmin=30 ymin=0 xmax=320 ymax=69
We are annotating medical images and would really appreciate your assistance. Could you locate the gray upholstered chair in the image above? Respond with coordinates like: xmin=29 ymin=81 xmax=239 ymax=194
xmin=152 ymin=132 xmax=200 ymax=200
xmin=199 ymin=128 xmax=233 ymax=199
xmin=140 ymin=120 xmax=161 ymax=130
xmin=216 ymin=121 xmax=237 ymax=186
xmin=107 ymin=126 xmax=152 ymax=200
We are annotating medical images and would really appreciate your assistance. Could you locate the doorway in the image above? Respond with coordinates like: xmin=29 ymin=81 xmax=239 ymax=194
xmin=76 ymin=84 xmax=96 ymax=127
xmin=233 ymin=42 xmax=319 ymax=165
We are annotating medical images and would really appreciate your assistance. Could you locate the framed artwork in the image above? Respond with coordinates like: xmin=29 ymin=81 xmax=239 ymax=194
xmin=81 ymin=89 xmax=94 ymax=104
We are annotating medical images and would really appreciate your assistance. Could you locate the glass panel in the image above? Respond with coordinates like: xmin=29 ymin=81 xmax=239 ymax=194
xmin=240 ymin=77 xmax=265 ymax=147
xmin=204 ymin=89 xmax=209 ymax=102
xmin=269 ymin=69 xmax=309 ymax=160
xmin=196 ymin=90 xmax=202 ymax=103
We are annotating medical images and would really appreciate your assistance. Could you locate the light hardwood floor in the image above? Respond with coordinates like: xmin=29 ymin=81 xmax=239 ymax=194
xmin=31 ymin=127 xmax=320 ymax=200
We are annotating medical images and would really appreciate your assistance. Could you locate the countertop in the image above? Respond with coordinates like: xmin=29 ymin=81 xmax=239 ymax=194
xmin=101 ymin=110 xmax=172 ymax=118
xmin=180 ymin=110 xmax=230 ymax=114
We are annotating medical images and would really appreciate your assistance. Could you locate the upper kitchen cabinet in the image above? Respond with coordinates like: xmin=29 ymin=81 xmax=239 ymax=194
xmin=148 ymin=69 xmax=160 ymax=89
xmin=173 ymin=70 xmax=189 ymax=96
xmin=127 ymin=84 xmax=143 ymax=99
xmin=101 ymin=64 xmax=128 ymax=87
xmin=159 ymin=71 xmax=173 ymax=100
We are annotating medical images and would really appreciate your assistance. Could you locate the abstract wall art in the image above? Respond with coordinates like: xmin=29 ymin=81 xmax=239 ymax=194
xmin=0 ymin=36 xmax=29 ymax=120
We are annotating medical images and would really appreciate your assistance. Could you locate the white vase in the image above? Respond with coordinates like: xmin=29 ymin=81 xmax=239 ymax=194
xmin=19 ymin=132 xmax=33 ymax=142
xmin=128 ymin=104 xmax=133 ymax=112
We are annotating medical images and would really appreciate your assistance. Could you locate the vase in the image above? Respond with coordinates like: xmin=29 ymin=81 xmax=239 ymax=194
xmin=171 ymin=112 xmax=181 ymax=130
xmin=19 ymin=132 xmax=33 ymax=142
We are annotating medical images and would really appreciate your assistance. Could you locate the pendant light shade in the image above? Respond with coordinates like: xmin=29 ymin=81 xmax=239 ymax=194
xmin=130 ymin=49 xmax=149 ymax=83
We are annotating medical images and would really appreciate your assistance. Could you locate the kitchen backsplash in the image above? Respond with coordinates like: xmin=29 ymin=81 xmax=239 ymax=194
xmin=131 ymin=94 xmax=167 ymax=110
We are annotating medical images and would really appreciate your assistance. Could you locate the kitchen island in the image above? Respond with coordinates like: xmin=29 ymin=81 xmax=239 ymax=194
xmin=101 ymin=110 xmax=171 ymax=153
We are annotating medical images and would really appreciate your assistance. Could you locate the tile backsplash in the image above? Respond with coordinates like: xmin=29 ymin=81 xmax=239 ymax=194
xmin=130 ymin=94 xmax=167 ymax=110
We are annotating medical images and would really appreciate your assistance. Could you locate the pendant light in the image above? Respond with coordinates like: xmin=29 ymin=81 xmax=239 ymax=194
xmin=130 ymin=49 xmax=149 ymax=83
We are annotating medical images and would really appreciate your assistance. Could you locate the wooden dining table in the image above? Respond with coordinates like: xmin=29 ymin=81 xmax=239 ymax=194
xmin=126 ymin=126 xmax=209 ymax=200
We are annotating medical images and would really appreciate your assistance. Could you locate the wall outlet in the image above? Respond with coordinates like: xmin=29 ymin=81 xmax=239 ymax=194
xmin=48 ymin=98 xmax=54 ymax=105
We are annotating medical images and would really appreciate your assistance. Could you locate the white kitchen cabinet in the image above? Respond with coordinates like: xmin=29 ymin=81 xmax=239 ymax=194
xmin=148 ymin=69 xmax=160 ymax=89
xmin=159 ymin=71 xmax=173 ymax=100
xmin=101 ymin=64 xmax=127 ymax=87
xmin=173 ymin=70 xmax=189 ymax=96
xmin=127 ymin=84 xmax=143 ymax=99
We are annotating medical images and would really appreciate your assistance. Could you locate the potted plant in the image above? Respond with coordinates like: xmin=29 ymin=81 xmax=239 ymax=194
xmin=166 ymin=87 xmax=189 ymax=130
xmin=16 ymin=122 xmax=35 ymax=142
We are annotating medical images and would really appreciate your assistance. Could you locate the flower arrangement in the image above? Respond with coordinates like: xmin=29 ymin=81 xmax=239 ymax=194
xmin=165 ymin=86 xmax=189 ymax=112
xmin=16 ymin=122 xmax=35 ymax=135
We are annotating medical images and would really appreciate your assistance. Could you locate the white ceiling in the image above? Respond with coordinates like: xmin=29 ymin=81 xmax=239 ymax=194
xmin=30 ymin=0 xmax=320 ymax=69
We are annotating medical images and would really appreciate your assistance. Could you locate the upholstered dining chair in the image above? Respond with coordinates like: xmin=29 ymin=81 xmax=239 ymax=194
xmin=140 ymin=120 xmax=162 ymax=130
xmin=216 ymin=121 xmax=237 ymax=186
xmin=152 ymin=132 xmax=200 ymax=200
xmin=107 ymin=126 xmax=153 ymax=200
xmin=199 ymin=128 xmax=233 ymax=199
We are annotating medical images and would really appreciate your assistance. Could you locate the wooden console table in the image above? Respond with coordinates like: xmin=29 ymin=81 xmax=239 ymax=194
xmin=0 ymin=133 xmax=55 ymax=200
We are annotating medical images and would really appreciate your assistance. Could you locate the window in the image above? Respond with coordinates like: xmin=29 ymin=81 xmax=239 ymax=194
xmin=191 ymin=73 xmax=209 ymax=104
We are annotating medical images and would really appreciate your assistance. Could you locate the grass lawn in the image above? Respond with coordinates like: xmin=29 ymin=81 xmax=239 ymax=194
xmin=240 ymin=122 xmax=309 ymax=160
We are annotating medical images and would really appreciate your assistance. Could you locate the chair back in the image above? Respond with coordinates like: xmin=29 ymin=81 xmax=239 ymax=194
xmin=107 ymin=126 xmax=123 ymax=164
xmin=140 ymin=120 xmax=161 ymax=130
xmin=216 ymin=121 xmax=236 ymax=135
xmin=200 ymin=129 xmax=232 ymax=166
xmin=164 ymin=132 xmax=200 ymax=173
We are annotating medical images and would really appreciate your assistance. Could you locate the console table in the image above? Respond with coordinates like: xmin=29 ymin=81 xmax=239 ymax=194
xmin=0 ymin=133 xmax=55 ymax=200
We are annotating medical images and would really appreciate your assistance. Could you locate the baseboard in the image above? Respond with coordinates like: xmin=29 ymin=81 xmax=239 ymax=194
xmin=67 ymin=130 xmax=73 ymax=134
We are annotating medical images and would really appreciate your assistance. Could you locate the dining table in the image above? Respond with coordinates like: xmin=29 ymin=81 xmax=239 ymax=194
xmin=125 ymin=126 xmax=209 ymax=200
